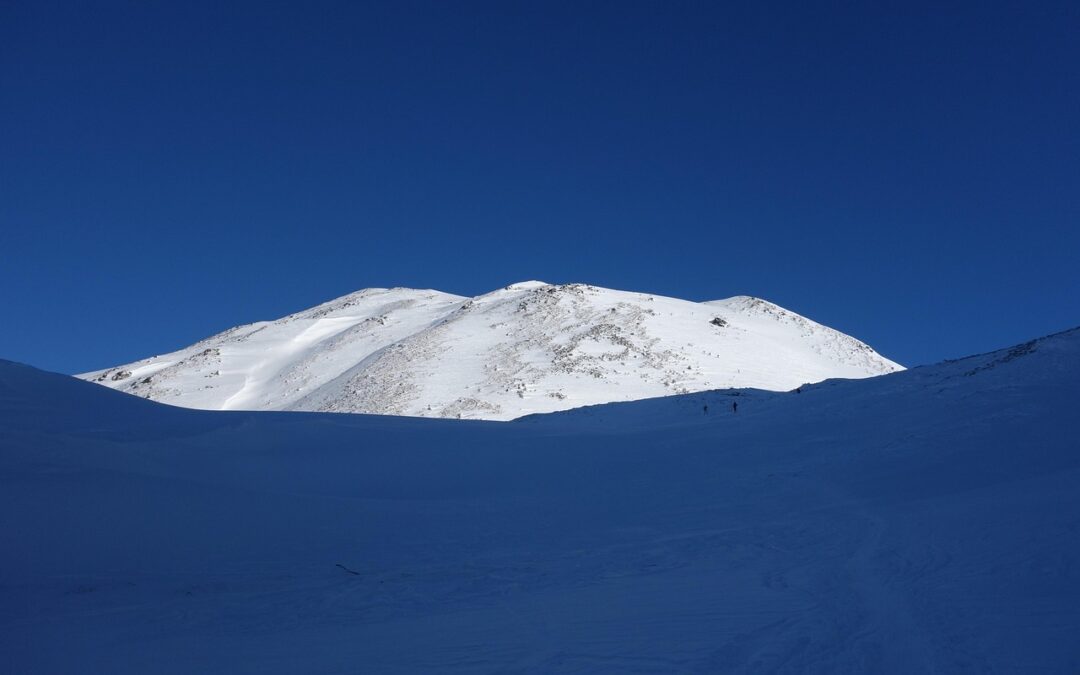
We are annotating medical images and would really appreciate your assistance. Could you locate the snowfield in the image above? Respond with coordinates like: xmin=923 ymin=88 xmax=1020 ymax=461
xmin=78 ymin=282 xmax=901 ymax=420
xmin=2 ymin=327 xmax=1079 ymax=672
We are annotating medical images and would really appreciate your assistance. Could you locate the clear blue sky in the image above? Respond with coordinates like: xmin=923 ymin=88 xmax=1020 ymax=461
xmin=2 ymin=1 xmax=1078 ymax=374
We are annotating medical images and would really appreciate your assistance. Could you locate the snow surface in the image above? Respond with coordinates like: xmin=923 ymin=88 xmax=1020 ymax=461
xmin=78 ymin=283 xmax=902 ymax=420
xmin=3 ymin=327 xmax=1079 ymax=672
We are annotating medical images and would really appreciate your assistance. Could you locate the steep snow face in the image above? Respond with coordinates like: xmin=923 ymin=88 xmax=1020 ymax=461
xmin=79 ymin=282 xmax=902 ymax=419
xmin=79 ymin=287 xmax=467 ymax=412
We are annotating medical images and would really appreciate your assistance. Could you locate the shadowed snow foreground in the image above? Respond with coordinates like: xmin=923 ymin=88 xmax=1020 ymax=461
xmin=2 ymin=328 xmax=1078 ymax=673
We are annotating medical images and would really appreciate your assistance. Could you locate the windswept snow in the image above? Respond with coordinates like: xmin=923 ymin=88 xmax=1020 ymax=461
xmin=79 ymin=282 xmax=901 ymax=419
xmin=3 ymin=327 xmax=1079 ymax=672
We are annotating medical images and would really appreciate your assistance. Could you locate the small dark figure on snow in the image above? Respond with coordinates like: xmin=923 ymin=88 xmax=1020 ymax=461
xmin=732 ymin=401 xmax=738 ymax=413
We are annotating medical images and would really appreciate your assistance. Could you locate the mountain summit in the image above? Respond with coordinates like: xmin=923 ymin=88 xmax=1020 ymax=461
xmin=79 ymin=282 xmax=902 ymax=419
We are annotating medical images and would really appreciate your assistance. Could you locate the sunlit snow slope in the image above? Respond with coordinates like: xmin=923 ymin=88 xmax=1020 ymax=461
xmin=2 ymin=327 xmax=1078 ymax=673
xmin=79 ymin=282 xmax=901 ymax=419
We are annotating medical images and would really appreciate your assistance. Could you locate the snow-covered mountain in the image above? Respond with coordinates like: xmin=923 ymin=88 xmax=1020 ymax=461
xmin=4 ymin=327 xmax=1079 ymax=672
xmin=79 ymin=282 xmax=901 ymax=419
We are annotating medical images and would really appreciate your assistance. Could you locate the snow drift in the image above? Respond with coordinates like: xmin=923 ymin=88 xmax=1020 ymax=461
xmin=3 ymin=327 xmax=1079 ymax=672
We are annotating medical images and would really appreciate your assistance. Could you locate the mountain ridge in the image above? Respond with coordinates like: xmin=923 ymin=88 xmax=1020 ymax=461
xmin=79 ymin=282 xmax=902 ymax=420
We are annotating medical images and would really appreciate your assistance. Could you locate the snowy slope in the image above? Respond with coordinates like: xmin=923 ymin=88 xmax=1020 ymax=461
xmin=79 ymin=282 xmax=901 ymax=419
xmin=3 ymin=327 xmax=1080 ymax=673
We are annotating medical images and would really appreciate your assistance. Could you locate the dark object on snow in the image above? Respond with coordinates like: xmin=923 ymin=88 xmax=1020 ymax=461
xmin=709 ymin=317 xmax=727 ymax=328
xmin=732 ymin=401 xmax=738 ymax=413
xmin=703 ymin=405 xmax=708 ymax=415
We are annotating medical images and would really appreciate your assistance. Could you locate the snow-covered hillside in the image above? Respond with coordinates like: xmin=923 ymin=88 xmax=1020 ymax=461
xmin=3 ymin=327 xmax=1079 ymax=672
xmin=79 ymin=282 xmax=901 ymax=419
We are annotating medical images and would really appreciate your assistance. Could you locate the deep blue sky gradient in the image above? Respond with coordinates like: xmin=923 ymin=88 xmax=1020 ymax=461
xmin=2 ymin=1 xmax=1078 ymax=374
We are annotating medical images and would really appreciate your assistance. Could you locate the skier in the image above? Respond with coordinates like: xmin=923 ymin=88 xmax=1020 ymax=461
xmin=732 ymin=401 xmax=738 ymax=414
